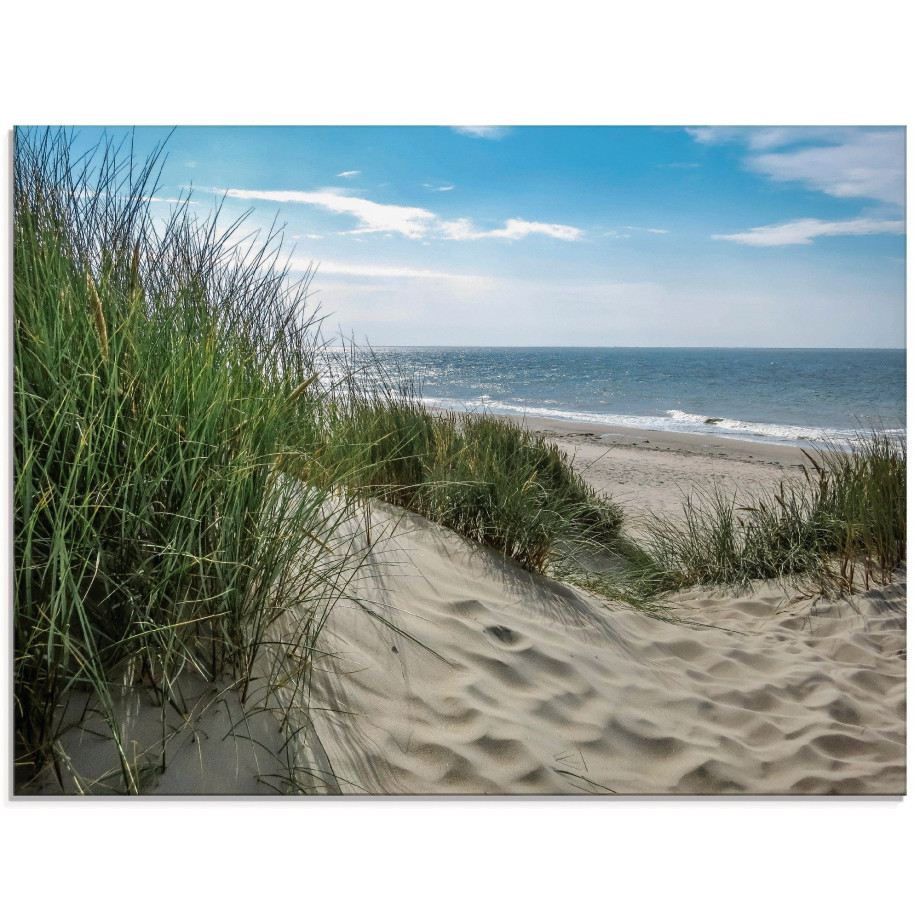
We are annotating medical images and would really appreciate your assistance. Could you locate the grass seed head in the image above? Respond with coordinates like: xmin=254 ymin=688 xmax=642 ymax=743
xmin=86 ymin=272 xmax=109 ymax=362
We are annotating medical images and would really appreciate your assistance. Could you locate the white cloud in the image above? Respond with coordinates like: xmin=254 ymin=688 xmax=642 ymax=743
xmin=423 ymin=183 xmax=455 ymax=191
xmin=687 ymin=126 xmax=852 ymax=150
xmin=751 ymin=132 xmax=905 ymax=207
xmin=602 ymin=226 xmax=668 ymax=238
xmin=223 ymin=187 xmax=583 ymax=242
xmin=440 ymin=217 xmax=582 ymax=242
xmin=713 ymin=217 xmax=905 ymax=246
xmin=337 ymin=170 xmax=361 ymax=177
xmin=452 ymin=126 xmax=509 ymax=140
xmin=688 ymin=126 xmax=905 ymax=206
xmin=222 ymin=188 xmax=439 ymax=239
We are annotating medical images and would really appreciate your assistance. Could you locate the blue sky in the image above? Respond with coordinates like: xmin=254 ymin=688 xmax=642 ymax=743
xmin=73 ymin=125 xmax=905 ymax=347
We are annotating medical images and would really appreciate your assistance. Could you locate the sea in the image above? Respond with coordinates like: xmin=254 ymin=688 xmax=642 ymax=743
xmin=364 ymin=347 xmax=906 ymax=448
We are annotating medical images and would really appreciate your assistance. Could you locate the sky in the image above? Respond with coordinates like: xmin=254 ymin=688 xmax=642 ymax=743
xmin=68 ymin=125 xmax=905 ymax=348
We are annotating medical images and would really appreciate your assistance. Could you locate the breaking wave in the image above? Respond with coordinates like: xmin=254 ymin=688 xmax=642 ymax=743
xmin=418 ymin=396 xmax=903 ymax=447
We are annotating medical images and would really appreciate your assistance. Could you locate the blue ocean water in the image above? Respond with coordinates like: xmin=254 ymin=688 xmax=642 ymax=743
xmin=367 ymin=347 xmax=906 ymax=447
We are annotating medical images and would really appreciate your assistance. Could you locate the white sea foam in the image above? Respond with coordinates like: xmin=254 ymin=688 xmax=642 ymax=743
xmin=419 ymin=396 xmax=903 ymax=447
xmin=663 ymin=409 xmax=847 ymax=443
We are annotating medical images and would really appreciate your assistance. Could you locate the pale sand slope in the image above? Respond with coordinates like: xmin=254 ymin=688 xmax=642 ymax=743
xmin=297 ymin=498 xmax=906 ymax=795
xmin=20 ymin=674 xmax=304 ymax=795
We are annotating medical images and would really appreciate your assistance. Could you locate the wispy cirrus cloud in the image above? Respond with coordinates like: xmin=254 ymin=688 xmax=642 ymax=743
xmin=713 ymin=217 xmax=905 ymax=247
xmin=424 ymin=183 xmax=455 ymax=191
xmin=751 ymin=133 xmax=904 ymax=207
xmin=687 ymin=126 xmax=854 ymax=150
xmin=78 ymin=190 xmax=198 ymax=205
xmin=336 ymin=170 xmax=361 ymax=177
xmin=222 ymin=188 xmax=438 ymax=239
xmin=692 ymin=127 xmax=905 ymax=247
xmin=603 ymin=226 xmax=669 ymax=239
xmin=222 ymin=187 xmax=582 ymax=242
xmin=147 ymin=196 xmax=197 ymax=204
xmin=689 ymin=126 xmax=905 ymax=207
xmin=452 ymin=126 xmax=510 ymax=140
xmin=439 ymin=217 xmax=582 ymax=242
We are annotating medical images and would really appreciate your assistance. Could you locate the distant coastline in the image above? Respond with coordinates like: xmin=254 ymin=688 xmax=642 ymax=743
xmin=367 ymin=345 xmax=908 ymax=350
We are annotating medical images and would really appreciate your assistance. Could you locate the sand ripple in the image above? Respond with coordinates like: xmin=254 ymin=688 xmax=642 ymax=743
xmin=293 ymin=508 xmax=906 ymax=795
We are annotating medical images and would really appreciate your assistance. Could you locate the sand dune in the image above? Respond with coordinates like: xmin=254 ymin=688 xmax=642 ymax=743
xmin=292 ymin=502 xmax=905 ymax=795
xmin=25 ymin=424 xmax=906 ymax=796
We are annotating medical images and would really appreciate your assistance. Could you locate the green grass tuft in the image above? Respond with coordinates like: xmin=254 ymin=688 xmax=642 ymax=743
xmin=640 ymin=432 xmax=906 ymax=595
xmin=314 ymin=368 xmax=625 ymax=575
xmin=13 ymin=128 xmax=364 ymax=790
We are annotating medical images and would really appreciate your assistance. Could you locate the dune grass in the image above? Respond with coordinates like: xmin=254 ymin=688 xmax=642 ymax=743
xmin=315 ymin=366 xmax=626 ymax=574
xmin=13 ymin=128 xmax=369 ymax=791
xmin=641 ymin=432 xmax=906 ymax=595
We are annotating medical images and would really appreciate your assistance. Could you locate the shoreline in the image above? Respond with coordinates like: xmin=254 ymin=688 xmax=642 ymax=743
xmin=515 ymin=412 xmax=811 ymax=466
xmin=507 ymin=412 xmax=810 ymax=526
xmin=415 ymin=393 xmax=903 ymax=453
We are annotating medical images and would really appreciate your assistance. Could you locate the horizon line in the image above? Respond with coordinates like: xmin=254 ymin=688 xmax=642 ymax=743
xmin=342 ymin=344 xmax=907 ymax=351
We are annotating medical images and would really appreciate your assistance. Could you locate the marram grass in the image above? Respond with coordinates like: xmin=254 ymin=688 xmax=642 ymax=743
xmin=13 ymin=129 xmax=366 ymax=791
xmin=640 ymin=432 xmax=906 ymax=596
xmin=314 ymin=359 xmax=626 ymax=575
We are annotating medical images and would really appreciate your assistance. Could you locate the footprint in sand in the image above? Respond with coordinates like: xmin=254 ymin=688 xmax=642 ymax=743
xmin=486 ymin=625 xmax=516 ymax=644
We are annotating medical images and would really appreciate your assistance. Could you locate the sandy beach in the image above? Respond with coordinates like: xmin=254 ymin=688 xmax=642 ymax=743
xmin=520 ymin=415 xmax=808 ymax=526
xmin=27 ymin=418 xmax=905 ymax=796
